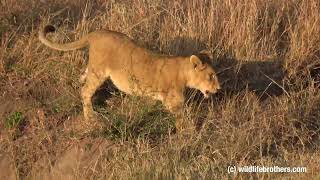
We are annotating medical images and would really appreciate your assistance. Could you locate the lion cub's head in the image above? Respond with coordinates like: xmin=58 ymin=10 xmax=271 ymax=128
xmin=187 ymin=55 xmax=221 ymax=98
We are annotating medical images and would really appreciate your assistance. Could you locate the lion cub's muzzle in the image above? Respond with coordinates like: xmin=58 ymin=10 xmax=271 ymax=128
xmin=203 ymin=84 xmax=221 ymax=98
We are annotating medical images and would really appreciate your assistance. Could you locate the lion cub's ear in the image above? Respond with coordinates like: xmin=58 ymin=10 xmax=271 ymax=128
xmin=190 ymin=55 xmax=205 ymax=70
xmin=199 ymin=50 xmax=213 ymax=60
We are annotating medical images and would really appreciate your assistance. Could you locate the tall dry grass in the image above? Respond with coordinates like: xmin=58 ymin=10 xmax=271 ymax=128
xmin=0 ymin=0 xmax=320 ymax=179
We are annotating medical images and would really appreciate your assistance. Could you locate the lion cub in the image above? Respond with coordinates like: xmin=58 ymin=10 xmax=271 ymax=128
xmin=39 ymin=25 xmax=221 ymax=131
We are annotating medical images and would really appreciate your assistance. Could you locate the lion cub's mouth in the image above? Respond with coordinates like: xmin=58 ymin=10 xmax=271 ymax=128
xmin=203 ymin=89 xmax=218 ymax=98
xmin=204 ymin=90 xmax=212 ymax=98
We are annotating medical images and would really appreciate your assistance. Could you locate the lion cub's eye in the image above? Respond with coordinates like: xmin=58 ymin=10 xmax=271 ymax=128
xmin=209 ymin=73 xmax=215 ymax=81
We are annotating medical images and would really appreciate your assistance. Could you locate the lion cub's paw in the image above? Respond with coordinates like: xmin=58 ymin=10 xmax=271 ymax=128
xmin=175 ymin=118 xmax=196 ymax=134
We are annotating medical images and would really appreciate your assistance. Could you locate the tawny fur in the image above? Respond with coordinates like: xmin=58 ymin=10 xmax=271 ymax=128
xmin=39 ymin=25 xmax=221 ymax=131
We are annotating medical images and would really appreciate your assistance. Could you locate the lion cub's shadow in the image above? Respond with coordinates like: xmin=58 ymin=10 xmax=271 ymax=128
xmin=91 ymin=37 xmax=287 ymax=135
xmin=92 ymin=82 xmax=175 ymax=143
xmin=91 ymin=60 xmax=286 ymax=134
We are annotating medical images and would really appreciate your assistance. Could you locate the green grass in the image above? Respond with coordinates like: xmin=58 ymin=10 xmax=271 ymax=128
xmin=96 ymin=97 xmax=175 ymax=141
xmin=5 ymin=111 xmax=24 ymax=129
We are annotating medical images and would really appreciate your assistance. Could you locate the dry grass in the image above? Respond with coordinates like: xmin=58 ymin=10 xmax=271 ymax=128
xmin=1 ymin=0 xmax=320 ymax=179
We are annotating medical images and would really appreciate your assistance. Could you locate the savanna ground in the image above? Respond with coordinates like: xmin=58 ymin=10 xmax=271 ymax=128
xmin=1 ymin=0 xmax=320 ymax=179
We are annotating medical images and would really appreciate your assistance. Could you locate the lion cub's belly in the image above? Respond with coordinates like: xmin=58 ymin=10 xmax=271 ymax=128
xmin=109 ymin=73 xmax=165 ymax=101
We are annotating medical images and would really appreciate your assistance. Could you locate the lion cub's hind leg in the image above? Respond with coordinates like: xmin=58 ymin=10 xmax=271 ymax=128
xmin=79 ymin=68 xmax=88 ymax=84
xmin=81 ymin=70 xmax=108 ymax=125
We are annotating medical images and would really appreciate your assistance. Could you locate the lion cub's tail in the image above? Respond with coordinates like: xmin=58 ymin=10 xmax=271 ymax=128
xmin=39 ymin=25 xmax=89 ymax=51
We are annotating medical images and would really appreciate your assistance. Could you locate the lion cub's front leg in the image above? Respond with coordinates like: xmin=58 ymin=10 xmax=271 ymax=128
xmin=163 ymin=92 xmax=185 ymax=133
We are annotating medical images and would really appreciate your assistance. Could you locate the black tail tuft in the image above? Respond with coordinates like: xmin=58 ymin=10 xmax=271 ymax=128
xmin=44 ymin=25 xmax=56 ymax=34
